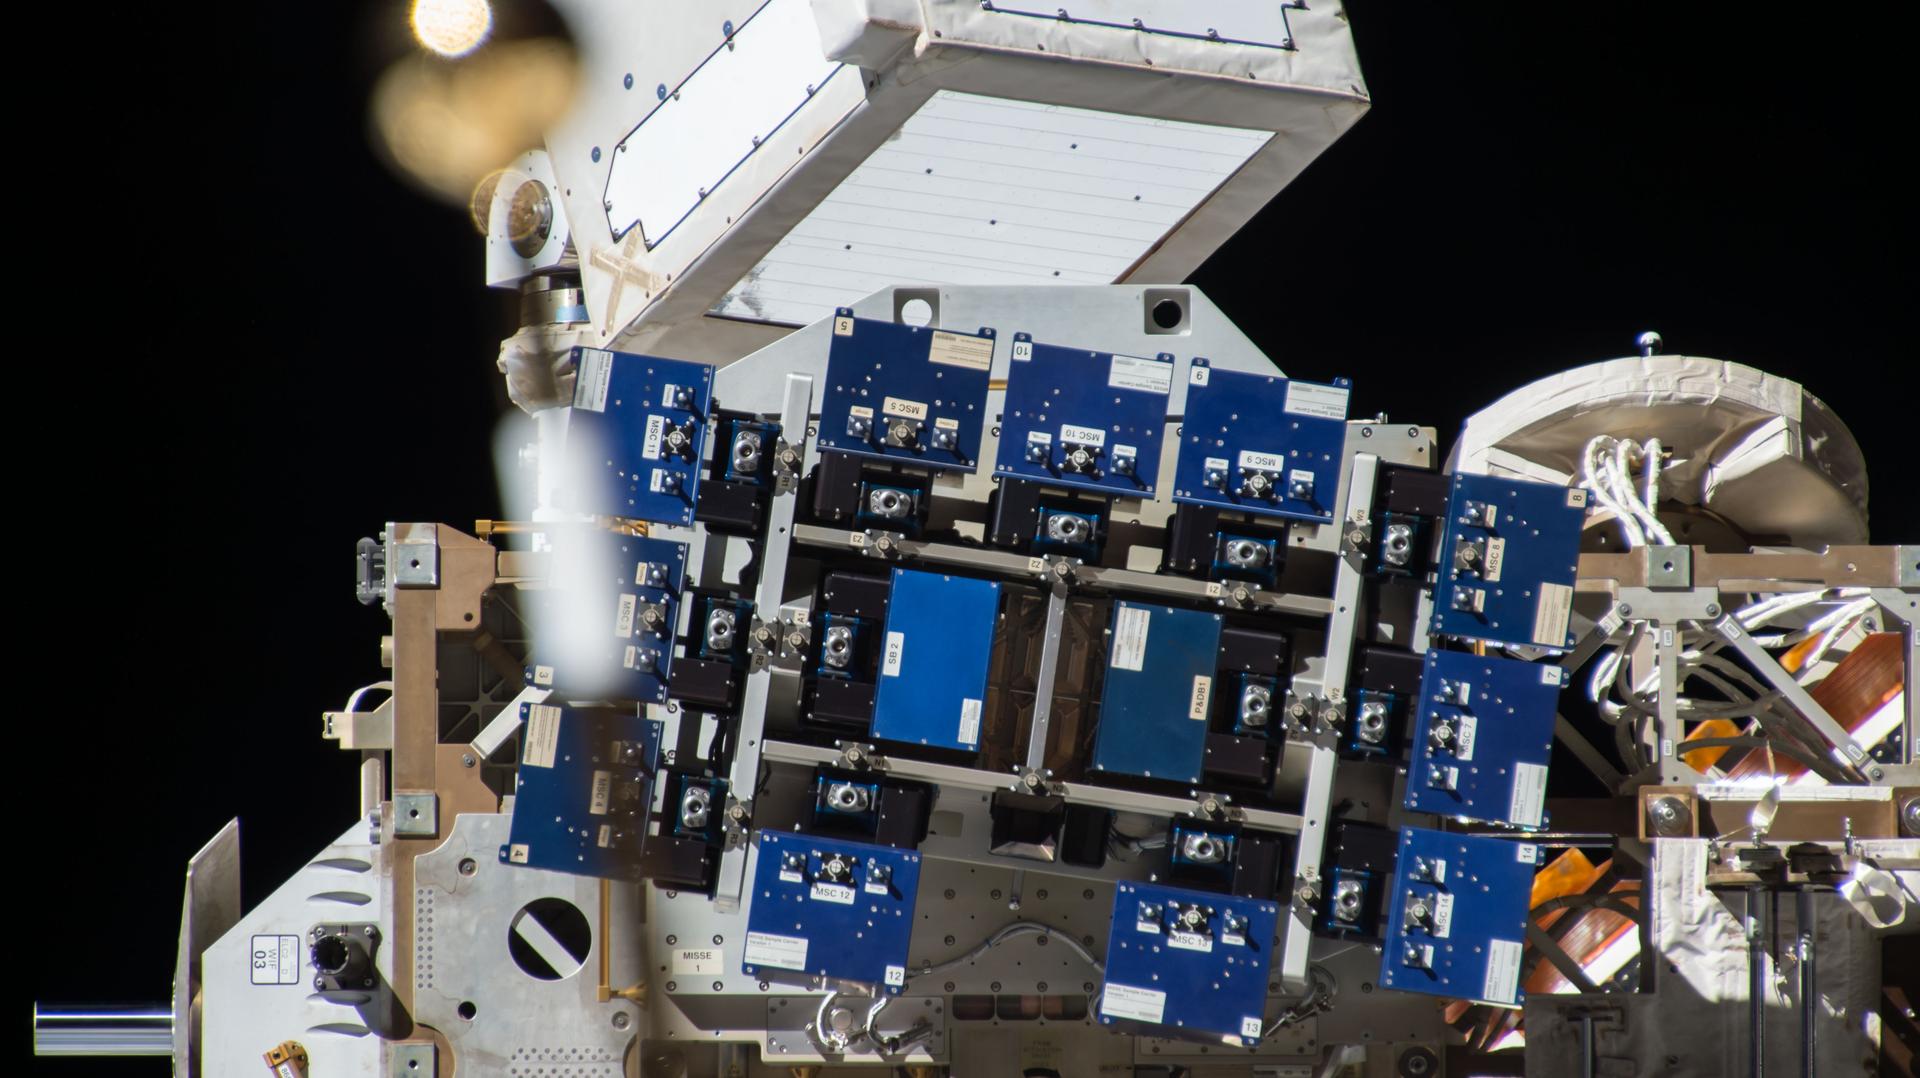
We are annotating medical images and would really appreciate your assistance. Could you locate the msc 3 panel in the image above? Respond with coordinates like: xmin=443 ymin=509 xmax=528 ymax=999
xmin=1380 ymin=827 xmax=1539 ymax=1007
xmin=526 ymin=529 xmax=686 ymax=704
xmin=870 ymin=568 xmax=1000 ymax=752
xmin=993 ymin=334 xmax=1173 ymax=496
xmin=501 ymin=702 xmax=662 ymax=880
xmin=814 ymin=310 xmax=995 ymax=473
xmin=742 ymin=831 xmax=923 ymax=993
xmin=1092 ymin=602 xmax=1224 ymax=783
xmin=1171 ymin=360 xmax=1351 ymax=523
xmin=563 ymin=347 xmax=713 ymax=525
xmin=1405 ymin=650 xmax=1564 ymax=827
xmin=1429 ymin=473 xmax=1588 ymax=650
xmin=1099 ymin=880 xmax=1280 ymax=1046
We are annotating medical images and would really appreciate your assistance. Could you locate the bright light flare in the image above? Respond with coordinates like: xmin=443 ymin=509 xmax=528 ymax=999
xmin=411 ymin=0 xmax=493 ymax=58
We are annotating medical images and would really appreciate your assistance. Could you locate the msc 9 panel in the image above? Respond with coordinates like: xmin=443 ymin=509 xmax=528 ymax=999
xmin=814 ymin=310 xmax=995 ymax=473
xmin=993 ymin=334 xmax=1174 ymax=497
xmin=1429 ymin=473 xmax=1588 ymax=650
xmin=869 ymin=568 xmax=1001 ymax=753
xmin=563 ymin=347 xmax=713 ymax=525
xmin=1171 ymin=360 xmax=1351 ymax=523
xmin=1380 ymin=827 xmax=1539 ymax=1007
xmin=1405 ymin=649 xmax=1565 ymax=827
xmin=1091 ymin=602 xmax=1224 ymax=783
xmin=501 ymin=703 xmax=662 ymax=880
xmin=1099 ymin=880 xmax=1280 ymax=1046
xmin=742 ymin=831 xmax=923 ymax=993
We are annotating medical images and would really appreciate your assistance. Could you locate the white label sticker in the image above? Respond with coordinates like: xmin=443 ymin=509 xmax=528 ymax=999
xmin=508 ymin=843 xmax=530 ymax=863
xmin=1100 ymin=982 xmax=1167 ymax=1024
xmin=959 ymin=698 xmax=982 ymax=746
xmin=882 ymin=396 xmax=928 ymax=421
xmin=1455 ymin=712 xmax=1478 ymax=761
xmin=833 ymin=315 xmax=854 ymax=336
xmin=1109 ymin=353 xmax=1174 ymax=395
xmin=1483 ymin=939 xmax=1524 ymax=1004
xmin=1168 ymin=930 xmax=1214 ymax=953
xmin=934 ymin=416 xmax=959 ymax=430
xmin=250 ymin=934 xmax=300 ymax=985
xmin=673 ymin=948 xmax=724 ymax=975
xmin=1482 ymin=536 xmax=1506 ymax=582
xmin=576 ymin=348 xmax=613 ymax=412
xmin=1238 ymin=450 xmax=1285 ymax=473
xmin=643 ymin=414 xmax=666 ymax=460
xmin=744 ymin=931 xmax=809 ymax=971
xmin=1188 ymin=675 xmax=1212 ymax=721
xmin=1517 ymin=843 xmax=1539 ymax=864
xmin=1284 ymin=380 xmax=1349 ymax=420
xmin=1532 ymin=582 xmax=1574 ymax=646
xmin=810 ymin=882 xmax=856 ymax=905
xmin=1189 ymin=364 xmax=1210 ymax=386
xmin=1239 ymin=1015 xmax=1264 ymax=1041
xmin=882 ymin=631 xmax=905 ymax=677
xmin=1541 ymin=665 xmax=1566 ymax=686
xmin=523 ymin=704 xmax=562 ymax=768
xmin=1567 ymin=488 xmax=1590 ymax=508
xmin=597 ymin=823 xmax=613 ymax=848
xmin=1510 ymin=762 xmax=1549 ymax=827
xmin=927 ymin=330 xmax=993 ymax=370
xmin=884 ymin=965 xmax=907 ymax=987
xmin=848 ymin=404 xmax=874 ymax=419
xmin=1011 ymin=339 xmax=1034 ymax=361
xmin=1111 ymin=606 xmax=1151 ymax=672
xmin=1432 ymin=892 xmax=1456 ymax=938
xmin=1060 ymin=423 xmax=1106 ymax=447
xmin=589 ymin=770 xmax=612 ymax=815
xmin=615 ymin=593 xmax=637 ymax=638
xmin=532 ymin=664 xmax=554 ymax=686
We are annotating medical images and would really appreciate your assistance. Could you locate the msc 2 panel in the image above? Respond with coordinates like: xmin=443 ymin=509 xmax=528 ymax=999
xmin=742 ymin=831 xmax=922 ymax=993
xmin=814 ymin=310 xmax=995 ymax=474
xmin=1171 ymin=360 xmax=1351 ymax=523
xmin=1092 ymin=602 xmax=1223 ymax=783
xmin=869 ymin=568 xmax=1000 ymax=752
xmin=501 ymin=702 xmax=662 ymax=880
xmin=564 ymin=347 xmax=714 ymax=525
xmin=1405 ymin=649 xmax=1564 ymax=827
xmin=994 ymin=334 xmax=1173 ymax=497
xmin=1380 ymin=827 xmax=1539 ymax=1007
xmin=1099 ymin=880 xmax=1280 ymax=1046
xmin=1429 ymin=473 xmax=1588 ymax=650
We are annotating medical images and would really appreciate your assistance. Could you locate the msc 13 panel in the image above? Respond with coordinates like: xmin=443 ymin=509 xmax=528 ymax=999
xmin=742 ymin=831 xmax=922 ymax=993
xmin=1380 ymin=827 xmax=1539 ymax=1007
xmin=1429 ymin=473 xmax=1588 ymax=650
xmin=1091 ymin=601 xmax=1223 ymax=783
xmin=1171 ymin=360 xmax=1351 ymax=523
xmin=814 ymin=310 xmax=995 ymax=474
xmin=501 ymin=702 xmax=662 ymax=880
xmin=869 ymin=568 xmax=1000 ymax=752
xmin=1099 ymin=880 xmax=1280 ymax=1046
xmin=563 ymin=346 xmax=713 ymax=525
xmin=526 ymin=529 xmax=686 ymax=704
xmin=993 ymin=334 xmax=1173 ymax=497
xmin=1405 ymin=649 xmax=1565 ymax=827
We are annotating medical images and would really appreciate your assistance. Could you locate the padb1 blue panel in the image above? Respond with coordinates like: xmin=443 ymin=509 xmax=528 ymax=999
xmin=1092 ymin=602 xmax=1223 ymax=783
xmin=1380 ymin=827 xmax=1540 ymax=1006
xmin=563 ymin=347 xmax=713 ymax=525
xmin=993 ymin=334 xmax=1173 ymax=497
xmin=526 ymin=528 xmax=685 ymax=704
xmin=1171 ymin=360 xmax=1351 ymax=523
xmin=814 ymin=310 xmax=994 ymax=474
xmin=742 ymin=831 xmax=922 ymax=993
xmin=1099 ymin=880 xmax=1279 ymax=1046
xmin=870 ymin=568 xmax=1000 ymax=752
xmin=1404 ymin=650 xmax=1564 ymax=827
xmin=1429 ymin=472 xmax=1588 ymax=649
xmin=501 ymin=702 xmax=661 ymax=880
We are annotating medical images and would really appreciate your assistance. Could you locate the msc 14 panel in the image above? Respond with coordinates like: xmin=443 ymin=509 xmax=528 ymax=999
xmin=870 ymin=568 xmax=1000 ymax=753
xmin=1091 ymin=601 xmax=1223 ymax=784
xmin=1406 ymin=649 xmax=1565 ymax=827
xmin=526 ymin=529 xmax=686 ymax=704
xmin=1171 ymin=360 xmax=1351 ymax=523
xmin=814 ymin=309 xmax=995 ymax=474
xmin=563 ymin=347 xmax=713 ymax=525
xmin=501 ymin=702 xmax=662 ymax=880
xmin=742 ymin=831 xmax=922 ymax=993
xmin=1099 ymin=880 xmax=1280 ymax=1046
xmin=1429 ymin=473 xmax=1589 ymax=650
xmin=1380 ymin=827 xmax=1539 ymax=1007
xmin=993 ymin=334 xmax=1174 ymax=497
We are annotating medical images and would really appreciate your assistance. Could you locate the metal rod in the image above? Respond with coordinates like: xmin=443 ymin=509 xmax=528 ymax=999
xmin=1747 ymin=887 xmax=1768 ymax=1078
xmin=1798 ymin=888 xmax=1816 ymax=1078
xmin=1578 ymin=1012 xmax=1596 ymax=1078
xmin=32 ymin=1004 xmax=173 ymax=1057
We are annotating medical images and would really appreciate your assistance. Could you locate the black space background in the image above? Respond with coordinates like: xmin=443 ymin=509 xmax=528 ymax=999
xmin=18 ymin=3 xmax=1913 ymax=1070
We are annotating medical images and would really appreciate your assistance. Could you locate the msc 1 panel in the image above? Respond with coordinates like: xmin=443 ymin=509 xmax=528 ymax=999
xmin=814 ymin=310 xmax=995 ymax=474
xmin=564 ymin=347 xmax=713 ymax=525
xmin=527 ymin=529 xmax=686 ymax=704
xmin=1099 ymin=880 xmax=1280 ymax=1046
xmin=1171 ymin=360 xmax=1351 ymax=523
xmin=501 ymin=702 xmax=662 ymax=880
xmin=1092 ymin=602 xmax=1224 ymax=783
xmin=742 ymin=831 xmax=922 ymax=993
xmin=1429 ymin=473 xmax=1588 ymax=650
xmin=1380 ymin=827 xmax=1539 ymax=1007
xmin=1405 ymin=650 xmax=1564 ymax=827
xmin=870 ymin=568 xmax=1000 ymax=752
xmin=993 ymin=334 xmax=1173 ymax=497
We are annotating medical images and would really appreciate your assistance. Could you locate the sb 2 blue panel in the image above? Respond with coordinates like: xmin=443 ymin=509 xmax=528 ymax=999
xmin=1171 ymin=360 xmax=1351 ymax=523
xmin=1405 ymin=650 xmax=1564 ymax=827
xmin=1380 ymin=827 xmax=1540 ymax=1007
xmin=870 ymin=568 xmax=1000 ymax=752
xmin=1099 ymin=880 xmax=1280 ymax=1046
xmin=501 ymin=702 xmax=661 ymax=880
xmin=1092 ymin=602 xmax=1223 ymax=783
xmin=1429 ymin=473 xmax=1589 ymax=649
xmin=814 ymin=310 xmax=995 ymax=474
xmin=527 ymin=529 xmax=685 ymax=704
xmin=564 ymin=347 xmax=713 ymax=525
xmin=993 ymin=334 xmax=1173 ymax=497
xmin=742 ymin=831 xmax=922 ymax=993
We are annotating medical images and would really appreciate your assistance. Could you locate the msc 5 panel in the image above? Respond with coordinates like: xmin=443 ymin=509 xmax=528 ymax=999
xmin=814 ymin=309 xmax=995 ymax=474
xmin=526 ymin=529 xmax=686 ymax=704
xmin=993 ymin=334 xmax=1173 ymax=497
xmin=563 ymin=347 xmax=713 ymax=525
xmin=1099 ymin=880 xmax=1280 ymax=1046
xmin=1171 ymin=359 xmax=1351 ymax=523
xmin=1092 ymin=602 xmax=1223 ymax=783
xmin=501 ymin=703 xmax=662 ymax=880
xmin=1405 ymin=649 xmax=1565 ymax=827
xmin=742 ymin=831 xmax=922 ymax=993
xmin=1380 ymin=827 xmax=1539 ymax=1007
xmin=1429 ymin=473 xmax=1588 ymax=649
xmin=869 ymin=568 xmax=1000 ymax=752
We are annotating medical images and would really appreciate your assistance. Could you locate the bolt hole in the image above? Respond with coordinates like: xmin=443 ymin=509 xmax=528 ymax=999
xmin=458 ymin=857 xmax=477 ymax=876
xmin=457 ymin=1000 xmax=477 ymax=1020
xmin=1150 ymin=298 xmax=1184 ymax=329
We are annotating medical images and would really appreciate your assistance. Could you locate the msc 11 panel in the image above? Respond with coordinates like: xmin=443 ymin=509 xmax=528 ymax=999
xmin=993 ymin=334 xmax=1173 ymax=497
xmin=1099 ymin=880 xmax=1280 ymax=1046
xmin=501 ymin=703 xmax=662 ymax=880
xmin=1380 ymin=827 xmax=1539 ymax=1007
xmin=1429 ymin=473 xmax=1588 ymax=650
xmin=814 ymin=310 xmax=995 ymax=474
xmin=1405 ymin=649 xmax=1565 ymax=827
xmin=742 ymin=831 xmax=923 ymax=993
xmin=1092 ymin=601 xmax=1224 ymax=783
xmin=526 ymin=529 xmax=686 ymax=704
xmin=563 ymin=346 xmax=713 ymax=525
xmin=1171 ymin=360 xmax=1351 ymax=523
xmin=869 ymin=568 xmax=1000 ymax=752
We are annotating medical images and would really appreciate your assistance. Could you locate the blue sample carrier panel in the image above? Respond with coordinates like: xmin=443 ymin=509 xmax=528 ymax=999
xmin=870 ymin=568 xmax=1000 ymax=752
xmin=742 ymin=831 xmax=922 ymax=992
xmin=565 ymin=347 xmax=713 ymax=525
xmin=1429 ymin=473 xmax=1588 ymax=650
xmin=527 ymin=529 xmax=686 ymax=704
xmin=993 ymin=334 xmax=1173 ymax=497
xmin=501 ymin=702 xmax=662 ymax=880
xmin=1380 ymin=827 xmax=1539 ymax=1006
xmin=814 ymin=310 xmax=995 ymax=473
xmin=1405 ymin=650 xmax=1564 ymax=827
xmin=1099 ymin=880 xmax=1280 ymax=1046
xmin=1092 ymin=601 xmax=1223 ymax=783
xmin=1171 ymin=360 xmax=1351 ymax=523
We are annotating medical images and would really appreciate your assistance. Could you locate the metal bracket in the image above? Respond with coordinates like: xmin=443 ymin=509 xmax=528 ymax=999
xmin=390 ymin=1042 xmax=437 ymax=1076
xmin=1645 ymin=545 xmax=1692 ymax=589
xmin=390 ymin=523 xmax=440 ymax=589
xmin=1709 ymin=614 xmax=1878 ymax=778
xmin=393 ymin=792 xmax=439 ymax=837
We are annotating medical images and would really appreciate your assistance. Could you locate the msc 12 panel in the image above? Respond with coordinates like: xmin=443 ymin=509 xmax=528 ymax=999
xmin=993 ymin=334 xmax=1173 ymax=497
xmin=1091 ymin=602 xmax=1223 ymax=783
xmin=1405 ymin=649 xmax=1564 ymax=827
xmin=501 ymin=702 xmax=662 ymax=880
xmin=741 ymin=831 xmax=922 ymax=993
xmin=814 ymin=310 xmax=995 ymax=474
xmin=1099 ymin=880 xmax=1280 ymax=1046
xmin=1171 ymin=359 xmax=1351 ymax=523
xmin=564 ymin=347 xmax=713 ymax=525
xmin=869 ymin=568 xmax=1000 ymax=752
xmin=526 ymin=529 xmax=686 ymax=704
xmin=1380 ymin=827 xmax=1539 ymax=1007
xmin=1429 ymin=473 xmax=1588 ymax=650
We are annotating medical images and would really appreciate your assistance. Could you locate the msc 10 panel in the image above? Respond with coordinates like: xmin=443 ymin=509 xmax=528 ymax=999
xmin=869 ymin=568 xmax=1000 ymax=753
xmin=1171 ymin=360 xmax=1351 ymax=523
xmin=526 ymin=529 xmax=686 ymax=704
xmin=993 ymin=334 xmax=1174 ymax=497
xmin=564 ymin=347 xmax=713 ymax=525
xmin=1099 ymin=880 xmax=1280 ymax=1046
xmin=1405 ymin=650 xmax=1564 ymax=827
xmin=814 ymin=310 xmax=995 ymax=474
xmin=501 ymin=703 xmax=662 ymax=880
xmin=1092 ymin=602 xmax=1223 ymax=783
xmin=742 ymin=831 xmax=922 ymax=993
xmin=1380 ymin=827 xmax=1539 ymax=1007
xmin=1429 ymin=473 xmax=1588 ymax=650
